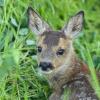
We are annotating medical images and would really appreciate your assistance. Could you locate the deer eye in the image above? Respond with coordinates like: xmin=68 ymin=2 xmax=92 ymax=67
xmin=37 ymin=46 xmax=42 ymax=53
xmin=56 ymin=49 xmax=65 ymax=55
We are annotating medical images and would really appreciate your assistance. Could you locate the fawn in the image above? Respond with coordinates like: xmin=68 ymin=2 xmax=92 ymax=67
xmin=28 ymin=7 xmax=100 ymax=100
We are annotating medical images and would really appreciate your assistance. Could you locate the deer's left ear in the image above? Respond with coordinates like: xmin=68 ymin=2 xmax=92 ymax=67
xmin=28 ymin=7 xmax=51 ymax=35
xmin=62 ymin=11 xmax=84 ymax=38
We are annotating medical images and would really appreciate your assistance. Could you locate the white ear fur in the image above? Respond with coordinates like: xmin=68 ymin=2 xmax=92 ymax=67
xmin=62 ymin=11 xmax=84 ymax=38
xmin=28 ymin=7 xmax=51 ymax=35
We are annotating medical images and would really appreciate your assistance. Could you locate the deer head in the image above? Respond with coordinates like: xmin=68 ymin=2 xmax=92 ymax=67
xmin=28 ymin=7 xmax=84 ymax=73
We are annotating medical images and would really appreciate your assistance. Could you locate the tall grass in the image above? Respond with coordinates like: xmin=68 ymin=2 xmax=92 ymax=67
xmin=0 ymin=0 xmax=100 ymax=100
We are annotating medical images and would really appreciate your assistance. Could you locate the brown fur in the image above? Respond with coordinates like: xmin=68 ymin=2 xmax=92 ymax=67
xmin=38 ymin=34 xmax=100 ymax=100
xmin=28 ymin=7 xmax=100 ymax=100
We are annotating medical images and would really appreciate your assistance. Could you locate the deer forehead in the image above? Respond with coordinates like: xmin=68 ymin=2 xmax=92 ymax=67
xmin=38 ymin=31 xmax=68 ymax=50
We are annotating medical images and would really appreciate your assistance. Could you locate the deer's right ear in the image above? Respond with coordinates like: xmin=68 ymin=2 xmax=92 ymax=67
xmin=27 ymin=7 xmax=51 ymax=35
xmin=62 ymin=11 xmax=84 ymax=38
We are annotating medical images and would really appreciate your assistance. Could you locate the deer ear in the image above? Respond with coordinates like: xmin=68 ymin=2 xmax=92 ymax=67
xmin=28 ymin=7 xmax=51 ymax=35
xmin=62 ymin=11 xmax=84 ymax=38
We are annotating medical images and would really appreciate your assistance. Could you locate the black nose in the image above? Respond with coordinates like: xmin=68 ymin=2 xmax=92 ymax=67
xmin=39 ymin=62 xmax=53 ymax=71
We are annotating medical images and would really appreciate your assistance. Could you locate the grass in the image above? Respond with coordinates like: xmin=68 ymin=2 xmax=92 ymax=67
xmin=0 ymin=0 xmax=100 ymax=100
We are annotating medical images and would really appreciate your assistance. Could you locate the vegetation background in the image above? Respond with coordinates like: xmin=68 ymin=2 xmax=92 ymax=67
xmin=0 ymin=0 xmax=100 ymax=100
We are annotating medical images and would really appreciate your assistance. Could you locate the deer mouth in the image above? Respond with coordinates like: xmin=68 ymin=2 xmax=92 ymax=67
xmin=38 ymin=67 xmax=54 ymax=75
